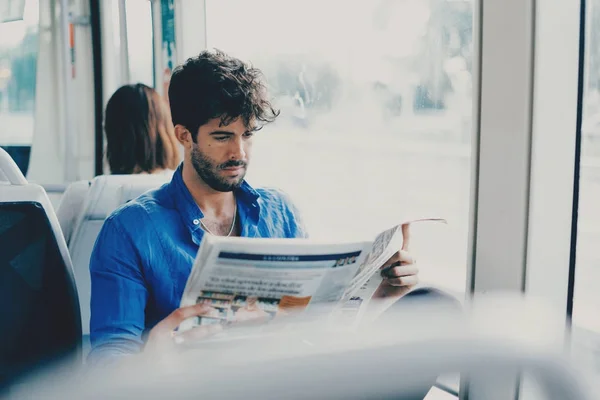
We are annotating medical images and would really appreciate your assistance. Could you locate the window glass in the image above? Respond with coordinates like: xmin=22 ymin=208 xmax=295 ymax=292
xmin=206 ymin=0 xmax=473 ymax=295
xmin=126 ymin=0 xmax=154 ymax=86
xmin=0 ymin=0 xmax=39 ymax=175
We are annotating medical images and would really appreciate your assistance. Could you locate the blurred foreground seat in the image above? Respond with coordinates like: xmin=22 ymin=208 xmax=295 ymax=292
xmin=6 ymin=295 xmax=594 ymax=400
xmin=0 ymin=148 xmax=81 ymax=390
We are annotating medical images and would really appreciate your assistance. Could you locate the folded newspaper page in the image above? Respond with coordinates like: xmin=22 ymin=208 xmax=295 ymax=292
xmin=335 ymin=218 xmax=446 ymax=325
xmin=179 ymin=218 xmax=445 ymax=332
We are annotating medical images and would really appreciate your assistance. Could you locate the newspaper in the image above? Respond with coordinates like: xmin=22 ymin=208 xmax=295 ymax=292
xmin=179 ymin=238 xmax=372 ymax=331
xmin=179 ymin=218 xmax=445 ymax=332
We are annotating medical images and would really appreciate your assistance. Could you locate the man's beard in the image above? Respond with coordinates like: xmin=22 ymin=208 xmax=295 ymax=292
xmin=190 ymin=144 xmax=247 ymax=192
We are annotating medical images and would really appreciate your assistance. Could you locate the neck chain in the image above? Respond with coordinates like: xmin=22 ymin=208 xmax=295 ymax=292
xmin=199 ymin=199 xmax=237 ymax=237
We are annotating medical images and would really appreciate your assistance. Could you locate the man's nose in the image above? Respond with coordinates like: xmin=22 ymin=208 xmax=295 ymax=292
xmin=229 ymin=137 xmax=246 ymax=160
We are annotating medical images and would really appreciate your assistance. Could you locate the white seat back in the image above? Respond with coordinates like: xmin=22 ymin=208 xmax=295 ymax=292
xmin=0 ymin=149 xmax=27 ymax=186
xmin=68 ymin=174 xmax=172 ymax=335
xmin=56 ymin=180 xmax=92 ymax=246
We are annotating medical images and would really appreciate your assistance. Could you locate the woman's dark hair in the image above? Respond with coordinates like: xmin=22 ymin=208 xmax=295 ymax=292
xmin=104 ymin=83 xmax=180 ymax=174
xmin=168 ymin=49 xmax=279 ymax=140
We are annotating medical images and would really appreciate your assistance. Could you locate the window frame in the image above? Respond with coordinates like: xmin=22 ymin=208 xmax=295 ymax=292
xmin=464 ymin=0 xmax=583 ymax=398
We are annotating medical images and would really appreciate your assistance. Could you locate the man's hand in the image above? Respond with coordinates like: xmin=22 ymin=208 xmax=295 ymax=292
xmin=372 ymin=223 xmax=419 ymax=301
xmin=145 ymin=303 xmax=223 ymax=354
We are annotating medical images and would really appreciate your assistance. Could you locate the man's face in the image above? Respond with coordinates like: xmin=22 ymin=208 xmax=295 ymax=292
xmin=191 ymin=117 xmax=254 ymax=192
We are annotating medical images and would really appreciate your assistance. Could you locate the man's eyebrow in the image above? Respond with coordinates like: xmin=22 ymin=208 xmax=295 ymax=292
xmin=209 ymin=129 xmax=257 ymax=135
xmin=209 ymin=130 xmax=235 ymax=135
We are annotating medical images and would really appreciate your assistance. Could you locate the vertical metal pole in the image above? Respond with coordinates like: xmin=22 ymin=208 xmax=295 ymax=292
xmin=90 ymin=0 xmax=104 ymax=176
xmin=118 ymin=0 xmax=130 ymax=83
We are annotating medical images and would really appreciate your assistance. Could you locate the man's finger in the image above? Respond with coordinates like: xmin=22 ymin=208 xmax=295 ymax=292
xmin=381 ymin=250 xmax=414 ymax=269
xmin=382 ymin=265 xmax=419 ymax=278
xmin=175 ymin=323 xmax=223 ymax=344
xmin=385 ymin=275 xmax=419 ymax=287
xmin=155 ymin=304 xmax=216 ymax=333
xmin=382 ymin=252 xmax=401 ymax=268
xmin=398 ymin=249 xmax=414 ymax=264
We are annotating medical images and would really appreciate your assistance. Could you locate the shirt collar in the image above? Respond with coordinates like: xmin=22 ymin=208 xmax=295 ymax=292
xmin=167 ymin=163 xmax=261 ymax=243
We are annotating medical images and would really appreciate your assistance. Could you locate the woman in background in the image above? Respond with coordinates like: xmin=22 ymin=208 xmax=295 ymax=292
xmin=104 ymin=83 xmax=180 ymax=174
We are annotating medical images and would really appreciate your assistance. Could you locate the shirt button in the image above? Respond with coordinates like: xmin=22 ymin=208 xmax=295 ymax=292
xmin=193 ymin=219 xmax=200 ymax=225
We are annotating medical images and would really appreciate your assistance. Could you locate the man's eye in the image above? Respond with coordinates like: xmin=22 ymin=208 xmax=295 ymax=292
xmin=243 ymin=132 xmax=254 ymax=138
xmin=214 ymin=136 xmax=229 ymax=142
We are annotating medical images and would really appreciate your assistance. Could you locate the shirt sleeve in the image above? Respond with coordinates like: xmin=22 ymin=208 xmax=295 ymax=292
xmin=87 ymin=214 xmax=149 ymax=366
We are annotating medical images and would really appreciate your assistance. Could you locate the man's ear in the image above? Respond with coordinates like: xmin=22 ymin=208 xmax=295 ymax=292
xmin=174 ymin=125 xmax=193 ymax=148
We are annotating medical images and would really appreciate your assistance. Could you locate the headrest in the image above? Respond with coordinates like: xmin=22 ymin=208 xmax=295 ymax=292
xmin=82 ymin=174 xmax=172 ymax=220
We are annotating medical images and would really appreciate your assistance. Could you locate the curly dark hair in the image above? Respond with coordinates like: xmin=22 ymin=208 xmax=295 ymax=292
xmin=168 ymin=49 xmax=280 ymax=141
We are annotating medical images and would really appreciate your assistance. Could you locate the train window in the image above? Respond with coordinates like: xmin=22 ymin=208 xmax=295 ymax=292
xmin=0 ymin=0 xmax=39 ymax=175
xmin=206 ymin=0 xmax=474 ymax=295
xmin=126 ymin=0 xmax=154 ymax=86
xmin=571 ymin=0 xmax=600 ymax=376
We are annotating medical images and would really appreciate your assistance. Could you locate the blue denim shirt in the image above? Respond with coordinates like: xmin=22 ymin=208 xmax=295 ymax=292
xmin=88 ymin=164 xmax=307 ymax=363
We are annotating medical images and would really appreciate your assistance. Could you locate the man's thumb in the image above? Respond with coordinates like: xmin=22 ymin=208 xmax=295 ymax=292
xmin=401 ymin=223 xmax=411 ymax=251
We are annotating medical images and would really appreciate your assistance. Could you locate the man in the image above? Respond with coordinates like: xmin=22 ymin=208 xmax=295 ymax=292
xmin=88 ymin=50 xmax=418 ymax=364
